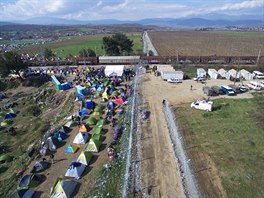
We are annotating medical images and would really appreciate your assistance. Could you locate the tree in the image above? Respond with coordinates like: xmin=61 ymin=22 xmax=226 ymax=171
xmin=43 ymin=48 xmax=54 ymax=61
xmin=102 ymin=33 xmax=133 ymax=56
xmin=79 ymin=48 xmax=96 ymax=57
xmin=0 ymin=51 xmax=28 ymax=78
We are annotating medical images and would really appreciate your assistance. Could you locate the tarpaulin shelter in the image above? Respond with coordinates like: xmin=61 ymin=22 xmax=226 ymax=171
xmin=76 ymin=151 xmax=92 ymax=166
xmin=50 ymin=177 xmax=78 ymax=198
xmin=112 ymin=96 xmax=125 ymax=105
xmin=65 ymin=145 xmax=79 ymax=153
xmin=73 ymin=132 xmax=89 ymax=145
xmin=104 ymin=65 xmax=125 ymax=77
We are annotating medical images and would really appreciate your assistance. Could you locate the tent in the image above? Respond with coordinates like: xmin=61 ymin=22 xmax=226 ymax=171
xmin=240 ymin=69 xmax=254 ymax=81
xmin=9 ymin=108 xmax=17 ymax=114
xmin=65 ymin=162 xmax=86 ymax=179
xmin=92 ymin=133 xmax=102 ymax=142
xmin=4 ymin=113 xmax=15 ymax=120
xmin=54 ymin=130 xmax=66 ymax=141
xmin=104 ymin=65 xmax=125 ymax=77
xmin=85 ymin=138 xmax=102 ymax=153
xmin=46 ymin=137 xmax=56 ymax=151
xmin=0 ymin=154 xmax=13 ymax=163
xmin=111 ymin=90 xmax=120 ymax=97
xmin=79 ymin=108 xmax=89 ymax=117
xmin=18 ymin=174 xmax=42 ymax=190
xmin=1 ymin=119 xmax=13 ymax=126
xmin=75 ymin=85 xmax=86 ymax=95
xmin=10 ymin=189 xmax=36 ymax=198
xmin=65 ymin=145 xmax=79 ymax=153
xmin=64 ymin=120 xmax=74 ymax=128
xmin=31 ymin=161 xmax=49 ymax=173
xmin=86 ymin=116 xmax=97 ymax=126
xmin=76 ymin=151 xmax=93 ymax=165
xmin=73 ymin=132 xmax=89 ymax=145
xmin=50 ymin=177 xmax=78 ymax=198
xmin=79 ymin=124 xmax=87 ymax=132
xmin=85 ymin=100 xmax=94 ymax=110
xmin=112 ymin=96 xmax=125 ymax=105
xmin=218 ymin=68 xmax=227 ymax=78
xmin=94 ymin=105 xmax=105 ymax=112
xmin=92 ymin=127 xmax=102 ymax=135
xmin=96 ymin=119 xmax=105 ymax=128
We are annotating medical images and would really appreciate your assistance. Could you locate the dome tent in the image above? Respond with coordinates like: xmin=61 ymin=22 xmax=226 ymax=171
xmin=65 ymin=161 xmax=86 ymax=179
xmin=50 ymin=177 xmax=78 ymax=198
xmin=73 ymin=132 xmax=89 ymax=145
xmin=76 ymin=151 xmax=93 ymax=166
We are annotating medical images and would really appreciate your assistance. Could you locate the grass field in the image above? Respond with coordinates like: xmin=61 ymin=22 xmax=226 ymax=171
xmin=149 ymin=31 xmax=264 ymax=56
xmin=175 ymin=92 xmax=264 ymax=197
xmin=22 ymin=33 xmax=142 ymax=57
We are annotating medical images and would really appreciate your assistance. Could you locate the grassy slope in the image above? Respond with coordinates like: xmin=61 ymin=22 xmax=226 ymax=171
xmin=175 ymin=93 xmax=264 ymax=197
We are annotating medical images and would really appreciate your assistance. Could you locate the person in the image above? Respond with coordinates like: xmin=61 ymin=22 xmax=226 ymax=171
xmin=42 ymin=157 xmax=46 ymax=162
xmin=162 ymin=99 xmax=166 ymax=105
xmin=190 ymin=85 xmax=193 ymax=90
xmin=50 ymin=154 xmax=54 ymax=164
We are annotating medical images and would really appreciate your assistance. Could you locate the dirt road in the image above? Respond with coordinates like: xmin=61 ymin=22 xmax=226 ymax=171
xmin=138 ymin=73 xmax=185 ymax=198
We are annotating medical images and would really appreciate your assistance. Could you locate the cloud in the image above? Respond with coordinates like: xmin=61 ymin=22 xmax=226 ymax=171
xmin=0 ymin=0 xmax=263 ymax=21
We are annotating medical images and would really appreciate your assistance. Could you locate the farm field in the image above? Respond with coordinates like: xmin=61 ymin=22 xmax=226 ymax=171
xmin=148 ymin=31 xmax=264 ymax=56
xmin=21 ymin=33 xmax=142 ymax=57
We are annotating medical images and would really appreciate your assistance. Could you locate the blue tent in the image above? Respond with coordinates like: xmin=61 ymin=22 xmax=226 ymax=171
xmin=79 ymin=108 xmax=89 ymax=117
xmin=4 ymin=113 xmax=15 ymax=120
xmin=65 ymin=145 xmax=79 ymax=153
xmin=85 ymin=100 xmax=94 ymax=110
xmin=54 ymin=131 xmax=66 ymax=140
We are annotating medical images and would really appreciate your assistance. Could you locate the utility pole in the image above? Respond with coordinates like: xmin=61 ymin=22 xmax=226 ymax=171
xmin=256 ymin=48 xmax=261 ymax=67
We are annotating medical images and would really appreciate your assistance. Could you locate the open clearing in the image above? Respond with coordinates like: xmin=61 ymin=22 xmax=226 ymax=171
xmin=139 ymin=72 xmax=264 ymax=197
xmin=148 ymin=31 xmax=264 ymax=56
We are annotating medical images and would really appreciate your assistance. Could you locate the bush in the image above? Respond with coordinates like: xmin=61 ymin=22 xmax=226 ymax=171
xmin=25 ymin=104 xmax=41 ymax=116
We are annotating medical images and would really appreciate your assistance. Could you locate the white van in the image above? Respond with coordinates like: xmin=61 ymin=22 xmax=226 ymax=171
xmin=247 ymin=81 xmax=262 ymax=91
xmin=191 ymin=100 xmax=213 ymax=112
xmin=253 ymin=71 xmax=264 ymax=79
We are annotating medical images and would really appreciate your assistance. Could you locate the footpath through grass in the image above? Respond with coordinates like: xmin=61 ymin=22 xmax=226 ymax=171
xmin=175 ymin=92 xmax=264 ymax=198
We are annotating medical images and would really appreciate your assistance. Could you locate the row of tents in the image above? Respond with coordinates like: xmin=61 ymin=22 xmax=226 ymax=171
xmin=201 ymin=68 xmax=257 ymax=81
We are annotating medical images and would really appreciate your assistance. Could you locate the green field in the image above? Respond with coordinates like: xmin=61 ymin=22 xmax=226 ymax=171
xmin=22 ymin=33 xmax=142 ymax=57
xmin=176 ymin=93 xmax=264 ymax=197
xmin=79 ymin=27 xmax=95 ymax=32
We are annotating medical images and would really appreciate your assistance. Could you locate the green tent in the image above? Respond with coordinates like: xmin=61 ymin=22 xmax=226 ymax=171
xmin=92 ymin=133 xmax=102 ymax=142
xmin=1 ymin=119 xmax=13 ymax=126
xmin=96 ymin=119 xmax=105 ymax=128
xmin=92 ymin=127 xmax=102 ymax=135
xmin=0 ymin=112 xmax=5 ymax=118
xmin=77 ymin=151 xmax=93 ymax=165
xmin=93 ymin=92 xmax=102 ymax=99
xmin=111 ymin=90 xmax=120 ymax=97
xmin=0 ymin=154 xmax=13 ymax=163
xmin=86 ymin=116 xmax=97 ymax=126
xmin=9 ymin=108 xmax=17 ymax=114
xmin=94 ymin=105 xmax=104 ymax=112
xmin=85 ymin=138 xmax=101 ymax=153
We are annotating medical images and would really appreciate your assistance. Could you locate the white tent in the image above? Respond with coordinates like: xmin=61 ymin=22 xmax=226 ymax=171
xmin=73 ymin=132 xmax=88 ymax=145
xmin=218 ymin=68 xmax=227 ymax=78
xmin=240 ymin=69 xmax=254 ymax=81
xmin=197 ymin=68 xmax=206 ymax=78
xmin=208 ymin=69 xmax=219 ymax=79
xmin=104 ymin=65 xmax=124 ymax=77
xmin=65 ymin=162 xmax=86 ymax=179
xmin=226 ymin=69 xmax=240 ymax=80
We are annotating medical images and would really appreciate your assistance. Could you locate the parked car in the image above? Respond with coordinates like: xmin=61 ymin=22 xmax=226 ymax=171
xmin=238 ymin=85 xmax=249 ymax=92
xmin=211 ymin=86 xmax=224 ymax=95
xmin=167 ymin=78 xmax=182 ymax=83
xmin=247 ymin=81 xmax=262 ymax=91
xmin=193 ymin=76 xmax=206 ymax=82
xmin=191 ymin=100 xmax=213 ymax=112
xmin=253 ymin=71 xmax=264 ymax=79
xmin=260 ymin=81 xmax=264 ymax=89
xmin=228 ymin=84 xmax=242 ymax=94
xmin=203 ymin=86 xmax=218 ymax=96
xmin=220 ymin=85 xmax=236 ymax=96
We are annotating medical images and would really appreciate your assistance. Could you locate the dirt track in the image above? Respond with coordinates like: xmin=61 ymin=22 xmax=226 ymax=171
xmin=137 ymin=73 xmax=254 ymax=197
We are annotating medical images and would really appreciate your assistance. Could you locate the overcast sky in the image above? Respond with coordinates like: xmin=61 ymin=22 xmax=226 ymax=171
xmin=0 ymin=0 xmax=263 ymax=21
